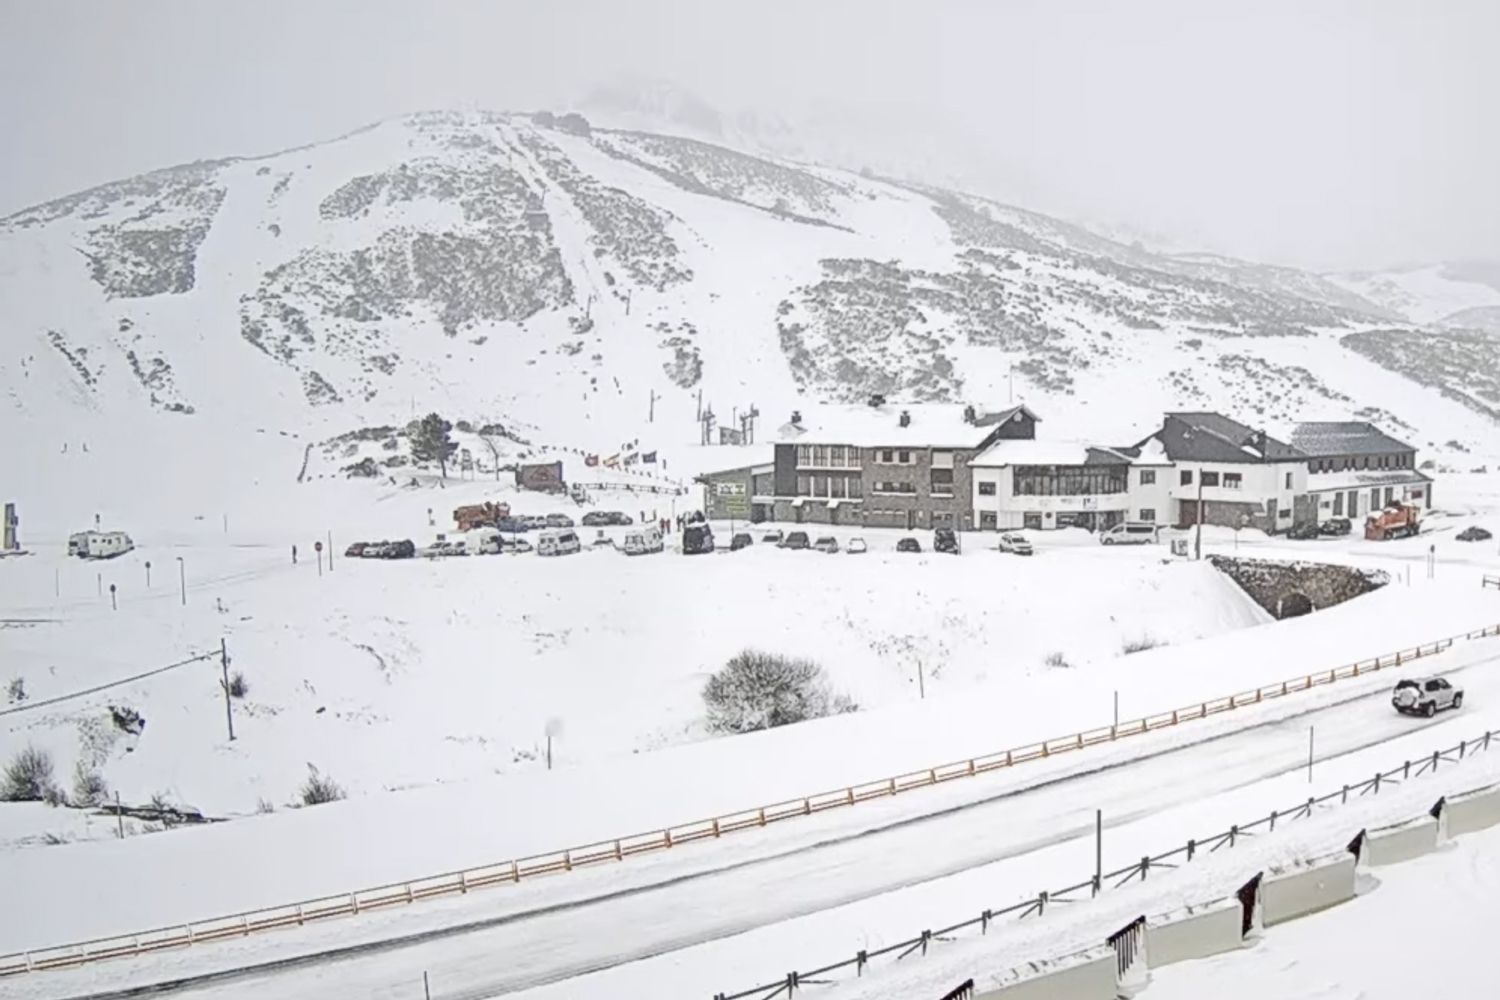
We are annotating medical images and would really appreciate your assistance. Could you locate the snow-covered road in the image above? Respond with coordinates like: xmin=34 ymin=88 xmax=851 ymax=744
xmin=21 ymin=642 xmax=1500 ymax=1000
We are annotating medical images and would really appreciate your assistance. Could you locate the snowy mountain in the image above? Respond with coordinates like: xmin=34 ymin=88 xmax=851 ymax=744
xmin=4 ymin=107 xmax=1500 ymax=509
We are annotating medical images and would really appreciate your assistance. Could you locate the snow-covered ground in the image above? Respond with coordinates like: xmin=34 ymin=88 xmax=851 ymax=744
xmin=1146 ymin=818 xmax=1500 ymax=1000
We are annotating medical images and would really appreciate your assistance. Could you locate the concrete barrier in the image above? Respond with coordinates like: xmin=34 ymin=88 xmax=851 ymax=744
xmin=1361 ymin=815 xmax=1439 ymax=866
xmin=1145 ymin=897 xmax=1244 ymax=967
xmin=974 ymin=947 xmax=1118 ymax=1000
xmin=1444 ymin=785 xmax=1500 ymax=836
xmin=1261 ymin=854 xmax=1356 ymax=926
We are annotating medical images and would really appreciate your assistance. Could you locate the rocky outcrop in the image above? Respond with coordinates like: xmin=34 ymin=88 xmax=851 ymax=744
xmin=1208 ymin=556 xmax=1388 ymax=619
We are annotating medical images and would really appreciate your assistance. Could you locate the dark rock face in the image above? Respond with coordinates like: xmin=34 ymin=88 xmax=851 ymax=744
xmin=1208 ymin=556 xmax=1388 ymax=619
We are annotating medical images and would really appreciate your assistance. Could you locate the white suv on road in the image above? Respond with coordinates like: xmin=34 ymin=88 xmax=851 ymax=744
xmin=1392 ymin=676 xmax=1463 ymax=717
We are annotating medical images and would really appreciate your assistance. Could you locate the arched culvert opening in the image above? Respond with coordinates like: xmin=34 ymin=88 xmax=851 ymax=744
xmin=1277 ymin=592 xmax=1314 ymax=619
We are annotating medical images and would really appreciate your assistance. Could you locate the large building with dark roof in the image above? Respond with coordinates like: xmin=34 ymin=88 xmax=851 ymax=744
xmin=1290 ymin=421 xmax=1432 ymax=520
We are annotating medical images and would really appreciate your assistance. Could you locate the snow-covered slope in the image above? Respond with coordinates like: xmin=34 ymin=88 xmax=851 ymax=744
xmin=4 ymin=107 xmax=1499 ymax=524
xmin=1328 ymin=261 xmax=1500 ymax=325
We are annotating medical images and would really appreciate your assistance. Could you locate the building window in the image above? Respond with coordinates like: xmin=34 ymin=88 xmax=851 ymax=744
xmin=811 ymin=445 xmax=829 ymax=467
xmin=1224 ymin=472 xmax=1242 ymax=489
xmin=879 ymin=449 xmax=895 ymax=464
xmin=930 ymin=468 xmax=954 ymax=496
xmin=796 ymin=444 xmax=810 ymax=466
xmin=1180 ymin=469 xmax=1193 ymax=486
xmin=1278 ymin=509 xmax=1291 ymax=520
xmin=812 ymin=474 xmax=828 ymax=497
xmin=1139 ymin=508 xmax=1156 ymax=522
xmin=827 ymin=445 xmax=844 ymax=467
xmin=847 ymin=476 xmax=863 ymax=498
xmin=978 ymin=480 xmax=997 ymax=496
xmin=1333 ymin=492 xmax=1343 ymax=516
xmin=1384 ymin=486 xmax=1394 ymax=506
xmin=1285 ymin=472 xmax=1293 ymax=489
xmin=898 ymin=449 xmax=912 ymax=464
xmin=979 ymin=511 xmax=997 ymax=530
xmin=1370 ymin=488 xmax=1381 ymax=510
xmin=873 ymin=481 xmax=916 ymax=495
xmin=848 ymin=447 xmax=863 ymax=468
xmin=797 ymin=474 xmax=810 ymax=496
xmin=1201 ymin=471 xmax=1221 ymax=487
xmin=830 ymin=475 xmax=846 ymax=499
xmin=1013 ymin=465 xmax=1128 ymax=497
xmin=1139 ymin=469 xmax=1156 ymax=485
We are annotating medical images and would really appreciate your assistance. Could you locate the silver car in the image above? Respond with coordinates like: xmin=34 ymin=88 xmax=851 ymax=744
xmin=1392 ymin=676 xmax=1463 ymax=717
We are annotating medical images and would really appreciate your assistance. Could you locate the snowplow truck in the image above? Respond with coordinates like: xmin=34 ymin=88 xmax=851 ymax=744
xmin=1365 ymin=502 xmax=1419 ymax=541
xmin=453 ymin=501 xmax=511 ymax=531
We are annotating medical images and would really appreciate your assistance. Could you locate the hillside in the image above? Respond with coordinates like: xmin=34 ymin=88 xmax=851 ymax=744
xmin=3 ymin=108 xmax=1500 ymax=529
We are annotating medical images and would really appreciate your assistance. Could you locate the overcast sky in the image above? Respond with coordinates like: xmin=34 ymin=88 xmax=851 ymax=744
xmin=2 ymin=0 xmax=1494 ymax=271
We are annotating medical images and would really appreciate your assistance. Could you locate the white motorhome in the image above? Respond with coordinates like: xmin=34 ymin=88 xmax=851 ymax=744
xmin=1099 ymin=522 xmax=1159 ymax=545
xmin=621 ymin=526 xmax=664 ymax=556
xmin=536 ymin=528 xmax=581 ymax=557
xmin=68 ymin=531 xmax=135 ymax=559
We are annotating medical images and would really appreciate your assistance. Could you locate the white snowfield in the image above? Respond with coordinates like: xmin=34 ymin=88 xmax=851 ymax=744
xmin=1146 ymin=817 xmax=1500 ymax=1000
xmin=4 ymin=571 xmax=1500 ymax=998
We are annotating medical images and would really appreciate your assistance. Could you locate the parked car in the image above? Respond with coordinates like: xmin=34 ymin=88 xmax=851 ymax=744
xmin=494 ymin=517 xmax=530 ymax=533
xmin=933 ymin=528 xmax=959 ymax=554
xmin=682 ymin=522 xmax=715 ymax=555
xmin=622 ymin=526 xmax=665 ymax=555
xmin=779 ymin=531 xmax=810 ymax=550
xmin=382 ymin=540 xmax=415 ymax=559
xmin=846 ymin=537 xmax=868 ymax=554
xmin=500 ymin=536 xmax=533 ymax=554
xmin=1392 ymin=676 xmax=1463 ymax=717
xmin=1319 ymin=518 xmax=1352 ymax=536
xmin=475 ymin=534 xmax=503 ymax=555
xmin=1457 ymin=526 xmax=1493 ymax=542
xmin=813 ymin=536 xmax=840 ymax=554
xmin=998 ymin=533 xmax=1033 ymax=556
xmin=1100 ymin=522 xmax=1160 ymax=545
xmin=344 ymin=542 xmax=368 ymax=558
xmin=536 ymin=529 xmax=582 ymax=557
xmin=582 ymin=511 xmax=635 ymax=526
xmin=896 ymin=537 xmax=922 ymax=553
xmin=545 ymin=513 xmax=576 ymax=529
xmin=761 ymin=529 xmax=784 ymax=544
xmin=730 ymin=532 xmax=753 ymax=551
xmin=420 ymin=540 xmax=452 ymax=559
xmin=1286 ymin=521 xmax=1321 ymax=540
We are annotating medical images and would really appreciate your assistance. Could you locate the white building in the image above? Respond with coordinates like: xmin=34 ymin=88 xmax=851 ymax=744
xmin=1289 ymin=422 xmax=1432 ymax=521
xmin=969 ymin=440 xmax=1143 ymax=532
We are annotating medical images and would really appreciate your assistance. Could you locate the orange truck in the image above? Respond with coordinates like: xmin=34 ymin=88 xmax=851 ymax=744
xmin=453 ymin=501 xmax=511 ymax=531
xmin=1365 ymin=502 xmax=1420 ymax=541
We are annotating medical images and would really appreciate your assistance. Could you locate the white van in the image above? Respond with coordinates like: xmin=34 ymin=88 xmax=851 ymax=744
xmin=621 ymin=526 xmax=664 ymax=556
xmin=536 ymin=528 xmax=581 ymax=557
xmin=1099 ymin=522 xmax=1159 ymax=545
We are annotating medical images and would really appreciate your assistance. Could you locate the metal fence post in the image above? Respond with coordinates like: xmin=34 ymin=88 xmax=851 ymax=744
xmin=1186 ymin=838 xmax=1196 ymax=861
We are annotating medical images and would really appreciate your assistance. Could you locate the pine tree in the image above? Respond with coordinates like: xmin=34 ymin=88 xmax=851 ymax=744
xmin=409 ymin=413 xmax=458 ymax=479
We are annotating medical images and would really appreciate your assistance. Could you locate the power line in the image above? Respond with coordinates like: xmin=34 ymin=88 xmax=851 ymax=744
xmin=0 ymin=650 xmax=218 ymax=718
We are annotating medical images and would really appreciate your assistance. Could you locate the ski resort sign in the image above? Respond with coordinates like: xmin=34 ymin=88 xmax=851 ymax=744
xmin=716 ymin=481 xmax=749 ymax=516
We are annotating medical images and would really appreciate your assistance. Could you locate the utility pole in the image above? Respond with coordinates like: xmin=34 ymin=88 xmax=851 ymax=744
xmin=109 ymin=583 xmax=117 ymax=611
xmin=1194 ymin=474 xmax=1205 ymax=561
xmin=649 ymin=388 xmax=656 ymax=423
xmin=220 ymin=639 xmax=236 ymax=741
xmin=327 ymin=531 xmax=334 ymax=572
xmin=177 ymin=556 xmax=186 ymax=606
xmin=696 ymin=387 xmax=703 ymax=421
xmin=1113 ymin=690 xmax=1119 ymax=729
xmin=916 ymin=659 xmax=926 ymax=700
xmin=115 ymin=791 xmax=124 ymax=839
xmin=1095 ymin=809 xmax=1103 ymax=894
xmin=625 ymin=289 xmax=632 ymax=316
xmin=1306 ymin=726 xmax=1314 ymax=783
xmin=145 ymin=561 xmax=152 ymax=588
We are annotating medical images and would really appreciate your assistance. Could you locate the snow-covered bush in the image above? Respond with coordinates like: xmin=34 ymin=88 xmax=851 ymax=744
xmin=5 ymin=676 xmax=24 ymax=704
xmin=1043 ymin=651 xmax=1073 ymax=669
xmin=72 ymin=761 xmax=108 ymax=807
xmin=227 ymin=671 xmax=249 ymax=699
xmin=1121 ymin=635 xmax=1163 ymax=655
xmin=702 ymin=650 xmax=856 ymax=734
xmin=2 ymin=746 xmax=57 ymax=802
xmin=300 ymin=766 xmax=345 ymax=806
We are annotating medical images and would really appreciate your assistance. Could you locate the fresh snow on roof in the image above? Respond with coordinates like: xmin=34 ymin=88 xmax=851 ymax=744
xmin=1305 ymin=468 xmax=1431 ymax=492
xmin=969 ymin=440 xmax=1107 ymax=467
xmin=774 ymin=403 xmax=1023 ymax=447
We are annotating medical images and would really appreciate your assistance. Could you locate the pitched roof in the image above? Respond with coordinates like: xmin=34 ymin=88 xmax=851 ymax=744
xmin=774 ymin=403 xmax=1036 ymax=448
xmin=969 ymin=440 xmax=1130 ymax=468
xmin=1146 ymin=412 xmax=1306 ymax=464
xmin=1289 ymin=422 xmax=1414 ymax=457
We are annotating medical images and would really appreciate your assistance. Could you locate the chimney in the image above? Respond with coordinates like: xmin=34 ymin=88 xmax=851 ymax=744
xmin=790 ymin=409 xmax=802 ymax=426
xmin=963 ymin=404 xmax=977 ymax=425
xmin=899 ymin=409 xmax=911 ymax=429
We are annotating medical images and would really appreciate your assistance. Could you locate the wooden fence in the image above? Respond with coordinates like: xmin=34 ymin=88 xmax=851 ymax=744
xmin=3 ymin=623 xmax=1498 ymax=979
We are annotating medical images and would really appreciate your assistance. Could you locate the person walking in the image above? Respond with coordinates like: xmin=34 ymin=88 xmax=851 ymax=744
xmin=291 ymin=544 xmax=298 ymax=565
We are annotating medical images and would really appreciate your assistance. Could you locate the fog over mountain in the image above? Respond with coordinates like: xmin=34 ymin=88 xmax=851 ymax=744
xmin=2 ymin=0 xmax=1496 ymax=273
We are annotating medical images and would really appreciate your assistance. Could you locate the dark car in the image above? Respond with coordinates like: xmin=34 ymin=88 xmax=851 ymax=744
xmin=896 ymin=537 xmax=922 ymax=553
xmin=934 ymin=528 xmax=959 ymax=554
xmin=779 ymin=531 xmax=810 ymax=550
xmin=383 ymin=539 xmax=415 ymax=559
xmin=544 ymin=513 xmax=575 ymax=529
xmin=730 ymin=532 xmax=753 ymax=551
xmin=344 ymin=542 xmax=368 ymax=558
xmin=1457 ymin=526 xmax=1493 ymax=542
xmin=683 ymin=523 xmax=715 ymax=555
xmin=761 ymin=529 xmax=783 ymax=544
xmin=582 ymin=511 xmax=632 ymax=527
xmin=495 ymin=517 xmax=530 ymax=533
xmin=1286 ymin=522 xmax=1321 ymax=540
xmin=1319 ymin=518 xmax=1352 ymax=536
